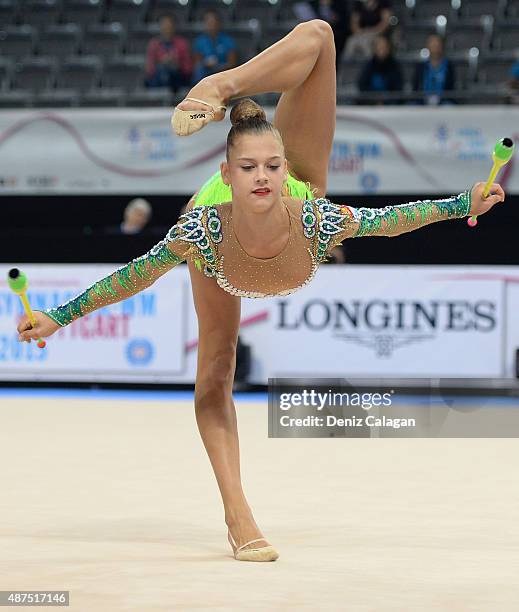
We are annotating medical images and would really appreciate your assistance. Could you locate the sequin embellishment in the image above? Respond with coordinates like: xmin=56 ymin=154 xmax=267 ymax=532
xmin=44 ymin=226 xmax=183 ymax=327
xmin=349 ymin=191 xmax=472 ymax=237
xmin=214 ymin=249 xmax=319 ymax=298
xmin=309 ymin=198 xmax=348 ymax=262
xmin=301 ymin=201 xmax=317 ymax=239
xmin=176 ymin=207 xmax=222 ymax=277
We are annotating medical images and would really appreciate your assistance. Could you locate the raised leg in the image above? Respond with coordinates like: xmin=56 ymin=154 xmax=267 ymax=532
xmin=187 ymin=259 xmax=272 ymax=552
xmin=273 ymin=21 xmax=336 ymax=197
xmin=177 ymin=20 xmax=337 ymax=193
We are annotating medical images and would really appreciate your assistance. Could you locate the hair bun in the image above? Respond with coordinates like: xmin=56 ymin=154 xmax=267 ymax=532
xmin=229 ymin=98 xmax=267 ymax=126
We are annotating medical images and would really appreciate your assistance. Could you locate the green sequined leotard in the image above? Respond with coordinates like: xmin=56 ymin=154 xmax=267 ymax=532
xmin=43 ymin=191 xmax=471 ymax=326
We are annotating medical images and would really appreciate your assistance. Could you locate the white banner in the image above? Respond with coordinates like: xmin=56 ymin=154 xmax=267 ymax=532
xmin=0 ymin=107 xmax=517 ymax=195
xmin=0 ymin=264 xmax=187 ymax=382
xmin=1 ymin=264 xmax=518 ymax=383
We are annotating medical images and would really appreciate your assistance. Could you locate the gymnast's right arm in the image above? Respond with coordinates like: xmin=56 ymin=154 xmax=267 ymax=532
xmin=16 ymin=223 xmax=190 ymax=341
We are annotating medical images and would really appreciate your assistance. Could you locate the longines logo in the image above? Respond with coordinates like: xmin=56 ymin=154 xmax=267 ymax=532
xmin=277 ymin=299 xmax=497 ymax=357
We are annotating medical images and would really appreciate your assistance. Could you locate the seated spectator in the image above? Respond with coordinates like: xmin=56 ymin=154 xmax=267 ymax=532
xmin=413 ymin=34 xmax=455 ymax=105
xmin=105 ymin=198 xmax=153 ymax=235
xmin=145 ymin=14 xmax=192 ymax=92
xmin=509 ymin=60 xmax=519 ymax=90
xmin=358 ymin=34 xmax=402 ymax=101
xmin=344 ymin=0 xmax=392 ymax=59
xmin=324 ymin=245 xmax=346 ymax=264
xmin=308 ymin=0 xmax=352 ymax=71
xmin=192 ymin=10 xmax=238 ymax=84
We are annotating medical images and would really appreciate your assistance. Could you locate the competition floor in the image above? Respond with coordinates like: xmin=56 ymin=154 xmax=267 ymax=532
xmin=1 ymin=388 xmax=518 ymax=612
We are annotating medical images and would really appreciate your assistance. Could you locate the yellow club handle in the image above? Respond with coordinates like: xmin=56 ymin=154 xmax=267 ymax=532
xmin=20 ymin=292 xmax=37 ymax=327
xmin=482 ymin=161 xmax=502 ymax=198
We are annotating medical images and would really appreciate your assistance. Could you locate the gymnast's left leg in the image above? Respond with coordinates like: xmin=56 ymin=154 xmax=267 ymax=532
xmin=187 ymin=259 xmax=277 ymax=560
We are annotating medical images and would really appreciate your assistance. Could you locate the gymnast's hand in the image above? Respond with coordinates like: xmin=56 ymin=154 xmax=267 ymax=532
xmin=470 ymin=182 xmax=505 ymax=216
xmin=17 ymin=312 xmax=60 ymax=343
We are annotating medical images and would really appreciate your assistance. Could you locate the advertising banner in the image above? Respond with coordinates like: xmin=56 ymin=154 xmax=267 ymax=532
xmin=0 ymin=107 xmax=517 ymax=196
xmin=1 ymin=264 xmax=517 ymax=384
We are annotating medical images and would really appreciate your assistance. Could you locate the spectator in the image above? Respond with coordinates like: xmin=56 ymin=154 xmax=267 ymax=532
xmin=314 ymin=1 xmax=352 ymax=71
xmin=413 ymin=34 xmax=456 ymax=105
xmin=145 ymin=14 xmax=192 ymax=92
xmin=344 ymin=0 xmax=392 ymax=59
xmin=105 ymin=198 xmax=153 ymax=235
xmin=508 ymin=60 xmax=519 ymax=91
xmin=358 ymin=34 xmax=402 ymax=101
xmin=324 ymin=245 xmax=346 ymax=264
xmin=329 ymin=1 xmax=352 ymax=71
xmin=192 ymin=10 xmax=238 ymax=84
xmin=292 ymin=2 xmax=352 ymax=71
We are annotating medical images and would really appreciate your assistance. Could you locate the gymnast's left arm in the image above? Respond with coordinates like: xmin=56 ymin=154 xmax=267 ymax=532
xmin=331 ymin=182 xmax=505 ymax=240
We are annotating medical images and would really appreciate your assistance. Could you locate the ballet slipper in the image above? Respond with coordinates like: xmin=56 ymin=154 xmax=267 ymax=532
xmin=171 ymin=97 xmax=227 ymax=136
xmin=227 ymin=529 xmax=279 ymax=562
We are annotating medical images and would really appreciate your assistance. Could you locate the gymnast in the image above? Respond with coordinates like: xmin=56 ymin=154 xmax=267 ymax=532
xmin=16 ymin=20 xmax=505 ymax=562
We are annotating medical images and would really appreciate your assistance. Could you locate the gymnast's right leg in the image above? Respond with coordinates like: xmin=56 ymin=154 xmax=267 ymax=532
xmin=187 ymin=259 xmax=274 ymax=555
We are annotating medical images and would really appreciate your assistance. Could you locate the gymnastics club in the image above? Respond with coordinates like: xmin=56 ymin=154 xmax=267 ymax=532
xmin=467 ymin=137 xmax=515 ymax=227
xmin=7 ymin=268 xmax=46 ymax=349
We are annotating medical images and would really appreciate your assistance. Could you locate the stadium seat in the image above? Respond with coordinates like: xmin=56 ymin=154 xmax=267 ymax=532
xmin=37 ymin=24 xmax=82 ymax=61
xmin=234 ymin=0 xmax=280 ymax=25
xmin=19 ymin=0 xmax=61 ymax=27
xmin=34 ymin=89 xmax=80 ymax=107
xmin=459 ymin=0 xmax=504 ymax=19
xmin=190 ymin=0 xmax=235 ymax=25
xmin=226 ymin=23 xmax=260 ymax=62
xmin=478 ymin=54 xmax=516 ymax=84
xmin=102 ymin=56 xmax=146 ymax=90
xmin=0 ymin=26 xmax=36 ymax=60
xmin=56 ymin=56 xmax=102 ymax=91
xmin=277 ymin=0 xmax=308 ymax=25
xmin=176 ymin=23 xmax=204 ymax=45
xmin=126 ymin=24 xmax=160 ymax=55
xmin=62 ymin=0 xmax=105 ymax=26
xmin=80 ymin=88 xmax=125 ymax=106
xmin=82 ymin=23 xmax=125 ymax=59
xmin=493 ymin=25 xmax=519 ymax=51
xmin=0 ymin=90 xmax=33 ymax=107
xmin=338 ymin=59 xmax=365 ymax=89
xmin=0 ymin=0 xmax=19 ymax=26
xmin=148 ymin=0 xmax=191 ymax=25
xmin=449 ymin=53 xmax=475 ymax=89
xmin=506 ymin=0 xmax=519 ymax=18
xmin=401 ymin=22 xmax=439 ymax=51
xmin=395 ymin=51 xmax=423 ymax=88
xmin=126 ymin=87 xmax=173 ymax=106
xmin=11 ymin=57 xmax=56 ymax=93
xmin=105 ymin=0 xmax=150 ymax=25
xmin=390 ymin=1 xmax=413 ymax=25
xmin=446 ymin=22 xmax=489 ymax=51
xmin=412 ymin=0 xmax=458 ymax=21
xmin=0 ymin=57 xmax=13 ymax=90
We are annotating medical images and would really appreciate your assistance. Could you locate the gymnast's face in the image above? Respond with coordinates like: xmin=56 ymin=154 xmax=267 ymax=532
xmin=221 ymin=132 xmax=288 ymax=212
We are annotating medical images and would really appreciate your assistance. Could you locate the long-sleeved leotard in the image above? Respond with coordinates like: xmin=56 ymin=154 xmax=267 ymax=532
xmin=42 ymin=191 xmax=471 ymax=325
xmin=43 ymin=225 xmax=191 ymax=327
xmin=309 ymin=190 xmax=471 ymax=261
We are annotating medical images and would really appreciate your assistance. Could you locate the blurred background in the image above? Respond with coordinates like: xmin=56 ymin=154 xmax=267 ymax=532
xmin=1 ymin=0 xmax=519 ymax=390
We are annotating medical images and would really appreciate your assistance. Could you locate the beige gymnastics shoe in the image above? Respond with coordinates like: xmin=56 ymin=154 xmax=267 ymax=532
xmin=227 ymin=529 xmax=279 ymax=562
xmin=171 ymin=97 xmax=227 ymax=136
